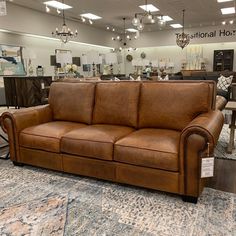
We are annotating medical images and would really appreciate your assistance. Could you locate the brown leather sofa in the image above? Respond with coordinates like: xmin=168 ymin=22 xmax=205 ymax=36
xmin=1 ymin=81 xmax=224 ymax=203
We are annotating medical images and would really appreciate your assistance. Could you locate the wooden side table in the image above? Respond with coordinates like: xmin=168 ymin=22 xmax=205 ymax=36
xmin=225 ymin=101 xmax=236 ymax=153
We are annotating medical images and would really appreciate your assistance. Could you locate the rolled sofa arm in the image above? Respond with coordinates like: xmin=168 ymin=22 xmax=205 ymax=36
xmin=1 ymin=105 xmax=53 ymax=162
xmin=179 ymin=110 xmax=224 ymax=197
xmin=181 ymin=110 xmax=224 ymax=149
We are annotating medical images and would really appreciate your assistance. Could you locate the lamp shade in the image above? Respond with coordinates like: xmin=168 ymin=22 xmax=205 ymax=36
xmin=105 ymin=53 xmax=118 ymax=64
xmin=87 ymin=51 xmax=100 ymax=64
xmin=81 ymin=55 xmax=88 ymax=65
xmin=23 ymin=48 xmax=37 ymax=59
xmin=167 ymin=62 xmax=174 ymax=68
xmin=151 ymin=60 xmax=159 ymax=67
xmin=56 ymin=50 xmax=72 ymax=66
xmin=142 ymin=59 xmax=150 ymax=66
xmin=159 ymin=61 xmax=166 ymax=68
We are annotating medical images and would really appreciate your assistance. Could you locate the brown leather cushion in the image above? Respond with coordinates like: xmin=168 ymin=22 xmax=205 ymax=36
xmin=139 ymin=82 xmax=213 ymax=130
xmin=93 ymin=82 xmax=140 ymax=127
xmin=20 ymin=121 xmax=86 ymax=153
xmin=49 ymin=82 xmax=95 ymax=124
xmin=114 ymin=128 xmax=180 ymax=171
xmin=61 ymin=124 xmax=134 ymax=161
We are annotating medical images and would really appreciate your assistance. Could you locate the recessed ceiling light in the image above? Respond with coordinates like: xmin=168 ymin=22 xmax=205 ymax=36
xmin=43 ymin=1 xmax=72 ymax=10
xmin=221 ymin=7 xmax=235 ymax=15
xmin=157 ymin=15 xmax=173 ymax=21
xmin=170 ymin=24 xmax=182 ymax=28
xmin=126 ymin=28 xmax=138 ymax=32
xmin=139 ymin=4 xmax=159 ymax=12
xmin=217 ymin=0 xmax=233 ymax=2
xmin=80 ymin=13 xmax=102 ymax=20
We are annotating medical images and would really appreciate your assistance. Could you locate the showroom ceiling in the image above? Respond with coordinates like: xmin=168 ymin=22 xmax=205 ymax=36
xmin=8 ymin=0 xmax=236 ymax=32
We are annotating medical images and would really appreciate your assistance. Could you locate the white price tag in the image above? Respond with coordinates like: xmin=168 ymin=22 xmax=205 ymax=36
xmin=201 ymin=157 xmax=214 ymax=178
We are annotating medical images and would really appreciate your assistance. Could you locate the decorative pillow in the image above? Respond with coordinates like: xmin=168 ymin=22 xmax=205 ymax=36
xmin=217 ymin=75 xmax=233 ymax=91
xmin=129 ymin=75 xmax=135 ymax=80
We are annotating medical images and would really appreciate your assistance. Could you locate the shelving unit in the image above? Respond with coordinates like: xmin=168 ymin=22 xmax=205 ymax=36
xmin=213 ymin=49 xmax=234 ymax=71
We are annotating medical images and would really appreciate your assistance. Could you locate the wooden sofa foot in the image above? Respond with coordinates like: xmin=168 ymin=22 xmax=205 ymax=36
xmin=13 ymin=161 xmax=24 ymax=167
xmin=182 ymin=195 xmax=198 ymax=204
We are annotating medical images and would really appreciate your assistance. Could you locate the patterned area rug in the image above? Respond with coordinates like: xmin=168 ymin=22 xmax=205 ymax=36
xmin=215 ymin=124 xmax=236 ymax=160
xmin=0 ymin=160 xmax=235 ymax=235
xmin=0 ymin=195 xmax=67 ymax=235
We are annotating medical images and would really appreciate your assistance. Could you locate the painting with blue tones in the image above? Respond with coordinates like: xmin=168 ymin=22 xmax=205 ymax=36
xmin=0 ymin=45 xmax=26 ymax=76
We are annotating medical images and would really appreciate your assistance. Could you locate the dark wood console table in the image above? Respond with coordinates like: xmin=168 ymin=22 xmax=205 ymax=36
xmin=4 ymin=76 xmax=52 ymax=108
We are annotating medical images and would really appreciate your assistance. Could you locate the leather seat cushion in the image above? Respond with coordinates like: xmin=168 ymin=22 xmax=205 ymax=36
xmin=20 ymin=121 xmax=87 ymax=153
xmin=61 ymin=124 xmax=134 ymax=161
xmin=114 ymin=129 xmax=180 ymax=171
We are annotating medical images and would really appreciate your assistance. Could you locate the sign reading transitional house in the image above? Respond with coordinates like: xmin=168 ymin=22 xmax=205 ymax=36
xmin=176 ymin=29 xmax=236 ymax=39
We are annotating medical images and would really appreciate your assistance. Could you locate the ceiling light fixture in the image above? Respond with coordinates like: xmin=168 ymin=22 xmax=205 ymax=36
xmin=112 ymin=17 xmax=137 ymax=51
xmin=126 ymin=28 xmax=139 ymax=32
xmin=221 ymin=7 xmax=235 ymax=14
xmin=80 ymin=13 xmax=102 ymax=20
xmin=139 ymin=4 xmax=159 ymax=12
xmin=217 ymin=0 xmax=233 ymax=2
xmin=176 ymin=9 xmax=190 ymax=49
xmin=44 ymin=1 xmax=72 ymax=10
xmin=52 ymin=0 xmax=78 ymax=43
xmin=132 ymin=0 xmax=172 ymax=31
xmin=170 ymin=23 xmax=182 ymax=28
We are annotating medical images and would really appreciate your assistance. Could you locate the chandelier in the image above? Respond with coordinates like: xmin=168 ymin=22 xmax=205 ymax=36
xmin=132 ymin=0 xmax=168 ymax=31
xmin=176 ymin=9 xmax=190 ymax=49
xmin=112 ymin=17 xmax=137 ymax=51
xmin=52 ymin=0 xmax=78 ymax=43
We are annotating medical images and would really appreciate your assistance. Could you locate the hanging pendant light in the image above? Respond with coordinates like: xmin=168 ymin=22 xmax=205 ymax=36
xmin=52 ymin=0 xmax=78 ymax=43
xmin=176 ymin=9 xmax=190 ymax=49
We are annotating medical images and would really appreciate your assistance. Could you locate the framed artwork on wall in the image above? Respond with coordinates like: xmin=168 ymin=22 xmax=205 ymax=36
xmin=83 ymin=64 xmax=91 ymax=72
xmin=0 ymin=45 xmax=26 ymax=76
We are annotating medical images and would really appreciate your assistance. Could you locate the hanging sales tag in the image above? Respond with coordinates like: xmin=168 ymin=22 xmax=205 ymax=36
xmin=201 ymin=157 xmax=214 ymax=178
xmin=201 ymin=142 xmax=214 ymax=178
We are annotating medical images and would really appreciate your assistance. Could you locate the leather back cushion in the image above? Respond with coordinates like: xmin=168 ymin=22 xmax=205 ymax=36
xmin=93 ymin=82 xmax=140 ymax=127
xmin=139 ymin=82 xmax=214 ymax=130
xmin=49 ymin=82 xmax=95 ymax=124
